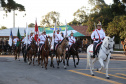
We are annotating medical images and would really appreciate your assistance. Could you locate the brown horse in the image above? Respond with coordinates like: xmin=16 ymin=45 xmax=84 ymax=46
xmin=27 ymin=38 xmax=38 ymax=65
xmin=50 ymin=37 xmax=69 ymax=69
xmin=82 ymin=38 xmax=89 ymax=52
xmin=40 ymin=37 xmax=50 ymax=69
xmin=14 ymin=41 xmax=22 ymax=61
xmin=121 ymin=40 xmax=126 ymax=55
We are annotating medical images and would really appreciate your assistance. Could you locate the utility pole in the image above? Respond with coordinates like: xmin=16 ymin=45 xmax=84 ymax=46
xmin=13 ymin=10 xmax=15 ymax=28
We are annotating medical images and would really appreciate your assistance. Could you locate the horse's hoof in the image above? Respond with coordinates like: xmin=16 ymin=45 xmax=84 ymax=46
xmin=106 ymin=77 xmax=110 ymax=79
xmin=64 ymin=66 xmax=67 ymax=69
xmin=74 ymin=65 xmax=76 ymax=68
xmin=57 ymin=66 xmax=59 ymax=68
xmin=97 ymin=68 xmax=99 ymax=71
xmin=92 ymin=74 xmax=94 ymax=76
xmin=76 ymin=63 xmax=78 ymax=65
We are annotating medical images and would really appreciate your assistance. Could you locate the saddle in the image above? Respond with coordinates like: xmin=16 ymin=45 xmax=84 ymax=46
xmin=55 ymin=43 xmax=60 ymax=51
xmin=95 ymin=42 xmax=102 ymax=54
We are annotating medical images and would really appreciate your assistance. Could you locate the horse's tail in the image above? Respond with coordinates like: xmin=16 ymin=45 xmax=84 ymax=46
xmin=86 ymin=45 xmax=91 ymax=69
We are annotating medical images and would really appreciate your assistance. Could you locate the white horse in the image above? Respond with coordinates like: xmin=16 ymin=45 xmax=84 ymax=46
xmin=86 ymin=36 xmax=115 ymax=79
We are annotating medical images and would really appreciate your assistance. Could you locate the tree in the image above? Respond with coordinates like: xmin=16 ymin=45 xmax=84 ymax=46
xmin=73 ymin=6 xmax=88 ymax=23
xmin=87 ymin=0 xmax=126 ymax=32
xmin=40 ymin=11 xmax=60 ymax=27
xmin=0 ymin=26 xmax=7 ymax=30
xmin=107 ymin=15 xmax=126 ymax=39
xmin=28 ymin=23 xmax=35 ymax=27
xmin=1 ymin=0 xmax=25 ymax=12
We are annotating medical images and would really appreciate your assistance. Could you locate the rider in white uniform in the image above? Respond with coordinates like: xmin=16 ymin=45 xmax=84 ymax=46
xmin=68 ymin=31 xmax=76 ymax=46
xmin=39 ymin=31 xmax=47 ymax=50
xmin=91 ymin=21 xmax=106 ymax=58
xmin=53 ymin=29 xmax=63 ymax=54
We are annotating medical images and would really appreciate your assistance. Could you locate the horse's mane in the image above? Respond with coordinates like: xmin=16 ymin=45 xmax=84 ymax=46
xmin=60 ymin=37 xmax=68 ymax=44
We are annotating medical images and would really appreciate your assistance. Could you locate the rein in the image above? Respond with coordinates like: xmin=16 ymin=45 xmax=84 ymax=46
xmin=101 ymin=40 xmax=114 ymax=60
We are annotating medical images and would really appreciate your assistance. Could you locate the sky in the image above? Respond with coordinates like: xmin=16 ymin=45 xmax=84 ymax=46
xmin=0 ymin=0 xmax=113 ymax=28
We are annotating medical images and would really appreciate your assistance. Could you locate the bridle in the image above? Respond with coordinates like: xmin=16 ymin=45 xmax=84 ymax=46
xmin=101 ymin=39 xmax=114 ymax=59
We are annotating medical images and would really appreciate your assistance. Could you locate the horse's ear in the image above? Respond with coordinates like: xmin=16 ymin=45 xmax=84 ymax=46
xmin=66 ymin=37 xmax=68 ymax=41
xmin=113 ymin=36 xmax=115 ymax=40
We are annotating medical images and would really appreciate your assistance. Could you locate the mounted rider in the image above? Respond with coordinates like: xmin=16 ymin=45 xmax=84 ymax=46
xmin=39 ymin=30 xmax=47 ymax=52
xmin=68 ymin=31 xmax=76 ymax=47
xmin=13 ymin=36 xmax=19 ymax=50
xmin=91 ymin=21 xmax=106 ymax=58
xmin=53 ymin=28 xmax=63 ymax=52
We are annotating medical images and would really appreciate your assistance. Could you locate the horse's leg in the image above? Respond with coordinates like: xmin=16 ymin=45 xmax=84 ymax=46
xmin=18 ymin=51 xmax=20 ymax=61
xmin=76 ymin=53 xmax=79 ymax=65
xmin=105 ymin=57 xmax=110 ymax=79
xmin=87 ymin=53 xmax=94 ymax=76
xmin=57 ymin=55 xmax=60 ymax=68
xmin=92 ymin=58 xmax=97 ymax=70
xmin=98 ymin=58 xmax=104 ymax=71
xmin=45 ymin=56 xmax=48 ymax=70
xmin=72 ymin=55 xmax=76 ymax=68
xmin=33 ymin=54 xmax=35 ymax=66
xmin=66 ymin=54 xmax=70 ymax=66
xmin=38 ymin=53 xmax=40 ymax=66
xmin=41 ymin=53 xmax=44 ymax=68
xmin=50 ymin=54 xmax=55 ymax=68
xmin=63 ymin=52 xmax=66 ymax=69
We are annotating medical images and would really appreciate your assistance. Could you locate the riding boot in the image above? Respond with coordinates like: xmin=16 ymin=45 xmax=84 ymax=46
xmin=92 ymin=42 xmax=97 ymax=58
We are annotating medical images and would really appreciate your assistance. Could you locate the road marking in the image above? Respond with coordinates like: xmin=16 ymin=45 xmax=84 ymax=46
xmin=68 ymin=70 xmax=122 ymax=84
xmin=95 ymin=71 xmax=126 ymax=80
xmin=77 ymin=68 xmax=126 ymax=71
xmin=109 ymin=70 xmax=126 ymax=71
xmin=116 ymin=73 xmax=126 ymax=77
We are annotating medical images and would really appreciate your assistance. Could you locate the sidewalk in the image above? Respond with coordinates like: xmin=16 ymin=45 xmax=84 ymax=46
xmin=79 ymin=51 xmax=126 ymax=60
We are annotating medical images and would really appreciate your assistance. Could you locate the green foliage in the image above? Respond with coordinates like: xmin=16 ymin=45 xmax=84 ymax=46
xmin=40 ymin=11 xmax=60 ymax=27
xmin=107 ymin=15 xmax=126 ymax=39
xmin=28 ymin=23 xmax=35 ymax=27
xmin=0 ymin=26 xmax=7 ymax=30
xmin=87 ymin=0 xmax=126 ymax=33
xmin=1 ymin=0 xmax=25 ymax=12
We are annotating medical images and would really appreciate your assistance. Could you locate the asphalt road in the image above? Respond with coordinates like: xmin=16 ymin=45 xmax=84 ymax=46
xmin=0 ymin=53 xmax=126 ymax=84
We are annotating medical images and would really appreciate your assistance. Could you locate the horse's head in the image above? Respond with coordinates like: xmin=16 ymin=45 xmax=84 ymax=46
xmin=31 ymin=38 xmax=36 ymax=45
xmin=45 ymin=37 xmax=49 ymax=49
xmin=75 ymin=38 xmax=83 ymax=48
xmin=61 ymin=37 xmax=69 ymax=47
xmin=103 ymin=36 xmax=115 ymax=52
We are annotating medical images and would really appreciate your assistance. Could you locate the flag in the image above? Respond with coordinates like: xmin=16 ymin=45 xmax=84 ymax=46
xmin=9 ymin=28 xmax=13 ymax=46
xmin=34 ymin=19 xmax=39 ymax=43
xmin=24 ymin=29 xmax=26 ymax=37
xmin=25 ymin=23 xmax=29 ymax=49
xmin=16 ymin=28 xmax=22 ymax=47
xmin=51 ymin=22 xmax=56 ymax=50
xmin=64 ymin=20 xmax=68 ymax=37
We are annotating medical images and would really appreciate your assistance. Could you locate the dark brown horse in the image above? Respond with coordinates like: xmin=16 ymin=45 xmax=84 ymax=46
xmin=50 ymin=37 xmax=69 ymax=69
xmin=40 ymin=37 xmax=50 ymax=69
xmin=14 ymin=41 xmax=22 ymax=61
xmin=66 ymin=38 xmax=83 ymax=68
xmin=27 ymin=38 xmax=38 ymax=65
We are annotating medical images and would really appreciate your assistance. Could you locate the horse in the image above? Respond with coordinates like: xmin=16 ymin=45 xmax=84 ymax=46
xmin=82 ymin=38 xmax=89 ymax=52
xmin=66 ymin=38 xmax=83 ymax=68
xmin=50 ymin=37 xmax=69 ymax=69
xmin=40 ymin=37 xmax=50 ymax=69
xmin=86 ymin=36 xmax=115 ymax=79
xmin=121 ymin=40 xmax=126 ymax=55
xmin=14 ymin=41 xmax=22 ymax=61
xmin=27 ymin=38 xmax=38 ymax=65
xmin=0 ymin=39 xmax=4 ymax=55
